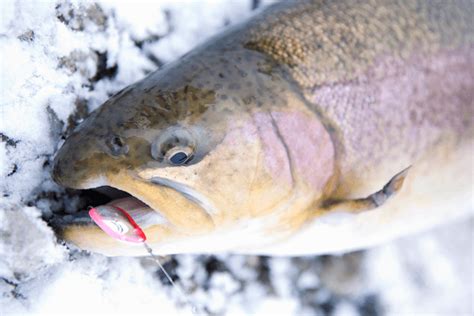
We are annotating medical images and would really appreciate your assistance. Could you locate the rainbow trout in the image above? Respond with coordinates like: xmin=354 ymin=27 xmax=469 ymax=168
xmin=52 ymin=0 xmax=473 ymax=256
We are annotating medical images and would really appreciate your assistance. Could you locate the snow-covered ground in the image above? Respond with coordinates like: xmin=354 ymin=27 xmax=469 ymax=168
xmin=0 ymin=1 xmax=472 ymax=315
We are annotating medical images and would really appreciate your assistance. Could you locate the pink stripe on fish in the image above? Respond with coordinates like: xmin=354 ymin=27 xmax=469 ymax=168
xmin=253 ymin=112 xmax=293 ymax=186
xmin=253 ymin=110 xmax=334 ymax=192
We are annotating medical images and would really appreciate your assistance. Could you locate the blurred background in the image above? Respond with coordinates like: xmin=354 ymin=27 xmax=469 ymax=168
xmin=0 ymin=1 xmax=472 ymax=315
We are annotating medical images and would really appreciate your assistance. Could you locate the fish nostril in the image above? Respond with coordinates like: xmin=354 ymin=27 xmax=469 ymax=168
xmin=106 ymin=135 xmax=129 ymax=156
xmin=112 ymin=135 xmax=123 ymax=147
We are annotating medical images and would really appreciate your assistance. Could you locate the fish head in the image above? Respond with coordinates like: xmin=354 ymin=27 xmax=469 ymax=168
xmin=52 ymin=51 xmax=335 ymax=256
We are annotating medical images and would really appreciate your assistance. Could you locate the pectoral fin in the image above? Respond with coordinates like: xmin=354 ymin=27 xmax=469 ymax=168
xmin=321 ymin=167 xmax=411 ymax=214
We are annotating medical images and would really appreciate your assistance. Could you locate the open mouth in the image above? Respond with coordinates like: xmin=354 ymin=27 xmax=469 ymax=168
xmin=53 ymin=177 xmax=216 ymax=232
xmin=54 ymin=186 xmax=167 ymax=229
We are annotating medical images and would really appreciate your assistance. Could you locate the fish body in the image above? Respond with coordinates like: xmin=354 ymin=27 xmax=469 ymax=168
xmin=53 ymin=0 xmax=474 ymax=256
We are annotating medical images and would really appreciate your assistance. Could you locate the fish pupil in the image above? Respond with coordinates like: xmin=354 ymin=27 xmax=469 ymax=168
xmin=170 ymin=152 xmax=188 ymax=165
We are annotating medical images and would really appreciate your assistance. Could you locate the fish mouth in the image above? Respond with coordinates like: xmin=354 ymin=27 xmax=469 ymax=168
xmin=52 ymin=176 xmax=215 ymax=234
xmin=51 ymin=186 xmax=163 ymax=229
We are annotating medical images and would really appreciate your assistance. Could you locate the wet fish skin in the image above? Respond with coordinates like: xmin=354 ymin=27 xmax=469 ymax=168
xmin=52 ymin=0 xmax=473 ymax=256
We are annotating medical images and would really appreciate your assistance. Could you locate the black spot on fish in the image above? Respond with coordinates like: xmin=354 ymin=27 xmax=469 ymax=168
xmin=243 ymin=96 xmax=255 ymax=105
xmin=231 ymin=96 xmax=240 ymax=105
xmin=229 ymin=83 xmax=241 ymax=90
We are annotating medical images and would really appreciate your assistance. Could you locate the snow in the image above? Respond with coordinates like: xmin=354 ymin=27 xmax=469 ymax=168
xmin=0 ymin=0 xmax=472 ymax=315
xmin=366 ymin=218 xmax=474 ymax=316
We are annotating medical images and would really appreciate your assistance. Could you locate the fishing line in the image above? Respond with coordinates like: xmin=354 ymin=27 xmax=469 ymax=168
xmin=88 ymin=205 xmax=204 ymax=315
xmin=143 ymin=243 xmax=201 ymax=314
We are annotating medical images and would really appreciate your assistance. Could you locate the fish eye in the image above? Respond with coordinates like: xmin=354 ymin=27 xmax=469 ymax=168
xmin=150 ymin=127 xmax=196 ymax=164
xmin=165 ymin=146 xmax=193 ymax=165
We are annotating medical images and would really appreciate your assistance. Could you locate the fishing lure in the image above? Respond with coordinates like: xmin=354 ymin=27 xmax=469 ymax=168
xmin=88 ymin=205 xmax=146 ymax=243
xmin=88 ymin=205 xmax=201 ymax=314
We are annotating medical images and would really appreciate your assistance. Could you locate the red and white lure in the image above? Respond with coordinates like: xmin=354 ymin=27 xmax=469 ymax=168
xmin=88 ymin=205 xmax=201 ymax=314
xmin=89 ymin=205 xmax=146 ymax=243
